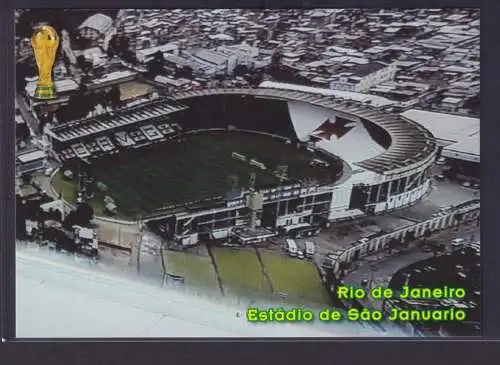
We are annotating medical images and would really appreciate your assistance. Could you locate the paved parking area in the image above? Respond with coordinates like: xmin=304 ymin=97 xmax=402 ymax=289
xmin=392 ymin=166 xmax=478 ymax=223
xmin=344 ymin=223 xmax=480 ymax=289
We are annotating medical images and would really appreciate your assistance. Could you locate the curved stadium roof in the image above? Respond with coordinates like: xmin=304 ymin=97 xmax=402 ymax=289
xmin=172 ymin=87 xmax=438 ymax=175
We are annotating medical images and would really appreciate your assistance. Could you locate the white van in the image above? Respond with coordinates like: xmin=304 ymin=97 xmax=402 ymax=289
xmin=286 ymin=239 xmax=298 ymax=257
xmin=305 ymin=241 xmax=315 ymax=258
xmin=451 ymin=238 xmax=465 ymax=248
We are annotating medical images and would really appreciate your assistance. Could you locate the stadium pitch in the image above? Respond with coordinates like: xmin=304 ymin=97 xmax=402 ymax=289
xmin=53 ymin=131 xmax=339 ymax=219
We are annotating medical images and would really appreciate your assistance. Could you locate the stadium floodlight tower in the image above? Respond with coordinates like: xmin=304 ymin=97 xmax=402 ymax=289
xmin=246 ymin=172 xmax=264 ymax=229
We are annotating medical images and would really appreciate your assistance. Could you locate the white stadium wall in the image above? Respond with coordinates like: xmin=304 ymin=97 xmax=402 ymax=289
xmin=374 ymin=179 xmax=431 ymax=213
xmin=287 ymin=101 xmax=386 ymax=164
xmin=287 ymin=101 xmax=334 ymax=141
xmin=281 ymin=97 xmax=434 ymax=222
xmin=327 ymin=184 xmax=362 ymax=221
xmin=315 ymin=122 xmax=386 ymax=164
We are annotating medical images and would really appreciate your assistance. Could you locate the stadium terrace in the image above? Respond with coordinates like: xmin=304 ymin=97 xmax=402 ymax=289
xmin=45 ymin=84 xmax=438 ymax=247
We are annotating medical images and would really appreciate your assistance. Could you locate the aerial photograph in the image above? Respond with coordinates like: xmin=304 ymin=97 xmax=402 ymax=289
xmin=15 ymin=8 xmax=480 ymax=338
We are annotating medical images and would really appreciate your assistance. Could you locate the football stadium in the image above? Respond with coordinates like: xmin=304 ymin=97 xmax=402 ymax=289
xmin=48 ymin=82 xmax=438 ymax=246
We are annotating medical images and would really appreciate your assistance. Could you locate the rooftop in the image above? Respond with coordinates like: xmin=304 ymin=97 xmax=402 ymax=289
xmin=78 ymin=13 xmax=113 ymax=35
xmin=442 ymin=131 xmax=479 ymax=162
xmin=401 ymin=109 xmax=479 ymax=145
xmin=260 ymin=81 xmax=395 ymax=107
xmin=193 ymin=49 xmax=230 ymax=65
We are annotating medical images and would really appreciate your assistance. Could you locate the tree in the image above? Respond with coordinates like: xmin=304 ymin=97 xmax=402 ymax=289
xmin=43 ymin=226 xmax=59 ymax=243
xmin=233 ymin=64 xmax=249 ymax=77
xmin=62 ymin=210 xmax=76 ymax=230
xmin=75 ymin=202 xmax=94 ymax=225
xmin=249 ymin=72 xmax=264 ymax=87
xmin=16 ymin=123 xmax=31 ymax=141
xmin=56 ymin=230 xmax=77 ymax=252
xmin=146 ymin=51 xmax=166 ymax=78
xmin=21 ymin=174 xmax=32 ymax=186
xmin=53 ymin=209 xmax=62 ymax=222
xmin=175 ymin=65 xmax=193 ymax=79
xmin=105 ymin=85 xmax=121 ymax=107
xmin=76 ymin=55 xmax=86 ymax=70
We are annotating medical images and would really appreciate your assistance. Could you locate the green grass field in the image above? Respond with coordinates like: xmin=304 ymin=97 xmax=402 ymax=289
xmin=55 ymin=132 xmax=337 ymax=218
xmin=211 ymin=246 xmax=272 ymax=297
xmin=52 ymin=170 xmax=77 ymax=202
xmin=260 ymin=253 xmax=331 ymax=306
xmin=162 ymin=250 xmax=220 ymax=292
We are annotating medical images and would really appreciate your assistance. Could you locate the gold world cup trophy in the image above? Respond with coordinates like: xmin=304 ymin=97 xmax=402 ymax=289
xmin=31 ymin=25 xmax=60 ymax=100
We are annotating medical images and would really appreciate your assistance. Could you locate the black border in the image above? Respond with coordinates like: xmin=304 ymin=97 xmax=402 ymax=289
xmin=1 ymin=0 xmax=16 ymax=343
xmin=2 ymin=0 xmax=500 ymax=364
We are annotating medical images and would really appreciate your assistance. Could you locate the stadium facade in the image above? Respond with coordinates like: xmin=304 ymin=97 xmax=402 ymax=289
xmin=46 ymin=83 xmax=438 ymax=246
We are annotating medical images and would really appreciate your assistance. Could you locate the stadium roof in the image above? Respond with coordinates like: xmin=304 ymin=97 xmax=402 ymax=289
xmin=260 ymin=81 xmax=395 ymax=107
xmin=442 ymin=131 xmax=479 ymax=163
xmin=47 ymin=98 xmax=187 ymax=143
xmin=401 ymin=109 xmax=480 ymax=145
xmin=171 ymin=87 xmax=437 ymax=174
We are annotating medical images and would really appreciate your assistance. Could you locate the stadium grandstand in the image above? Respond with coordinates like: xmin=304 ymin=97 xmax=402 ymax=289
xmin=46 ymin=83 xmax=438 ymax=246
xmin=46 ymin=97 xmax=187 ymax=161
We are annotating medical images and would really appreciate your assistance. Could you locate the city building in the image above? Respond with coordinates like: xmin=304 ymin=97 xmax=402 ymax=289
xmin=216 ymin=43 xmax=260 ymax=67
xmin=330 ymin=62 xmax=397 ymax=92
xmin=78 ymin=13 xmax=114 ymax=42
xmin=135 ymin=43 xmax=179 ymax=64
xmin=189 ymin=49 xmax=237 ymax=76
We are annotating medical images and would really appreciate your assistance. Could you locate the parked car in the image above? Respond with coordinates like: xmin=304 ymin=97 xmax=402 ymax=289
xmin=436 ymin=157 xmax=447 ymax=165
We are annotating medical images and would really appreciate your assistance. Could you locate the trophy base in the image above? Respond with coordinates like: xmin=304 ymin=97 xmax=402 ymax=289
xmin=34 ymin=85 xmax=57 ymax=100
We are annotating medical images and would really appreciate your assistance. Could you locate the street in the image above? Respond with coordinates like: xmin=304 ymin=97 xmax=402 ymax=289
xmin=16 ymin=93 xmax=40 ymax=136
xmin=343 ymin=222 xmax=480 ymax=290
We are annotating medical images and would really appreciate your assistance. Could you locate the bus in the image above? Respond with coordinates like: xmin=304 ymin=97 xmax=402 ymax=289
xmin=285 ymin=239 xmax=298 ymax=257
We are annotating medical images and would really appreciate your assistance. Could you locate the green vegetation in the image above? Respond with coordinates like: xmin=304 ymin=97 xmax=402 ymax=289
xmin=212 ymin=246 xmax=272 ymax=297
xmin=261 ymin=253 xmax=331 ymax=306
xmin=52 ymin=170 xmax=77 ymax=202
xmin=56 ymin=132 xmax=336 ymax=218
xmin=162 ymin=250 xmax=220 ymax=291
xmin=51 ymin=170 xmax=107 ymax=217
